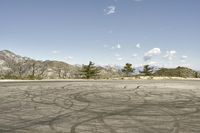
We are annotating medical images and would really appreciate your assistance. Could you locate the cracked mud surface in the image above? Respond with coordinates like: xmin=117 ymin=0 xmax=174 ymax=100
xmin=0 ymin=80 xmax=200 ymax=133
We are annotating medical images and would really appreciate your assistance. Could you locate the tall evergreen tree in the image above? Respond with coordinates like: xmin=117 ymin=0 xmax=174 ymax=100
xmin=80 ymin=61 xmax=100 ymax=79
xmin=122 ymin=63 xmax=135 ymax=77
xmin=195 ymin=72 xmax=199 ymax=78
xmin=140 ymin=65 xmax=153 ymax=76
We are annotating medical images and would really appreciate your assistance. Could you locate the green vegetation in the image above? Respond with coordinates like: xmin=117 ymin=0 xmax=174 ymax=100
xmin=0 ymin=73 xmax=42 ymax=80
xmin=80 ymin=61 xmax=100 ymax=79
xmin=26 ymin=75 xmax=42 ymax=80
xmin=122 ymin=63 xmax=135 ymax=77
xmin=195 ymin=72 xmax=199 ymax=78
xmin=140 ymin=65 xmax=153 ymax=76
xmin=154 ymin=66 xmax=198 ymax=78
xmin=1 ymin=50 xmax=199 ymax=80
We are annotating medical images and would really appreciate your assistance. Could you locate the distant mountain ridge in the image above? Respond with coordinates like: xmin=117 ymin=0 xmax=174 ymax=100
xmin=0 ymin=50 xmax=199 ymax=79
xmin=0 ymin=50 xmax=122 ymax=79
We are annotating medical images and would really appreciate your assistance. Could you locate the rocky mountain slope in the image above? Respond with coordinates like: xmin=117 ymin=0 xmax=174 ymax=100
xmin=0 ymin=50 xmax=122 ymax=79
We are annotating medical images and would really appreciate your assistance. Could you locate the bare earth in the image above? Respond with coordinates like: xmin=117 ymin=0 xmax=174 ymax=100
xmin=0 ymin=80 xmax=200 ymax=133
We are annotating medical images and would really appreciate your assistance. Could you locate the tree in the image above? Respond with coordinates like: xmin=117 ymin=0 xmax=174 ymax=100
xmin=122 ymin=63 xmax=135 ymax=77
xmin=140 ymin=65 xmax=153 ymax=76
xmin=30 ymin=62 xmax=36 ymax=78
xmin=195 ymin=72 xmax=199 ymax=78
xmin=27 ymin=61 xmax=46 ymax=79
xmin=177 ymin=66 xmax=182 ymax=77
xmin=14 ymin=60 xmax=30 ymax=79
xmin=55 ymin=66 xmax=63 ymax=78
xmin=80 ymin=61 xmax=100 ymax=79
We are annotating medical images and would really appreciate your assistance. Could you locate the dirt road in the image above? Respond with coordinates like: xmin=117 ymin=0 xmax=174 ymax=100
xmin=0 ymin=80 xmax=200 ymax=133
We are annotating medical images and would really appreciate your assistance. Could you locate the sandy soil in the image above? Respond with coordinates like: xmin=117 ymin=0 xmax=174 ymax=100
xmin=0 ymin=80 xmax=200 ymax=133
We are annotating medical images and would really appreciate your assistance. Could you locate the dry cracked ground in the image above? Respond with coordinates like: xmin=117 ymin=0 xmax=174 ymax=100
xmin=0 ymin=80 xmax=200 ymax=133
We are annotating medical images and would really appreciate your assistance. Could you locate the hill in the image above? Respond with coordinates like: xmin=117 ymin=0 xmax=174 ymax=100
xmin=154 ymin=67 xmax=199 ymax=78
xmin=0 ymin=50 xmax=121 ymax=79
xmin=0 ymin=50 xmax=199 ymax=79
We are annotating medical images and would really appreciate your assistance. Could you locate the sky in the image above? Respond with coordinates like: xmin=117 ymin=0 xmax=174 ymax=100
xmin=0 ymin=0 xmax=200 ymax=69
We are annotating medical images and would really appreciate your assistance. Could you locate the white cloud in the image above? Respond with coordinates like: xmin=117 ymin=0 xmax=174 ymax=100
xmin=111 ymin=44 xmax=121 ymax=49
xmin=136 ymin=43 xmax=141 ymax=48
xmin=132 ymin=53 xmax=137 ymax=57
xmin=117 ymin=44 xmax=121 ymax=49
xmin=163 ymin=50 xmax=176 ymax=60
xmin=64 ymin=56 xmax=73 ymax=60
xmin=111 ymin=46 xmax=115 ymax=49
xmin=117 ymin=57 xmax=123 ymax=61
xmin=105 ymin=43 xmax=121 ymax=50
xmin=181 ymin=55 xmax=188 ymax=60
xmin=104 ymin=6 xmax=116 ymax=15
xmin=181 ymin=55 xmax=188 ymax=62
xmin=148 ymin=61 xmax=158 ymax=65
xmin=52 ymin=50 xmax=60 ymax=54
xmin=144 ymin=48 xmax=161 ymax=61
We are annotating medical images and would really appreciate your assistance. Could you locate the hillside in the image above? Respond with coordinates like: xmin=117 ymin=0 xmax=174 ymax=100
xmin=0 ymin=50 xmax=199 ymax=79
xmin=154 ymin=67 xmax=199 ymax=78
xmin=0 ymin=50 xmax=121 ymax=79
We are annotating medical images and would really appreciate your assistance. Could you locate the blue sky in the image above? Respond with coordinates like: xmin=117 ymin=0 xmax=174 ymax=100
xmin=0 ymin=0 xmax=200 ymax=69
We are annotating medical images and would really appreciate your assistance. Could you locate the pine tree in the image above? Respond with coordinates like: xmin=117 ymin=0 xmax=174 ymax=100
xmin=80 ymin=61 xmax=100 ymax=79
xmin=122 ymin=63 xmax=135 ymax=77
xmin=140 ymin=65 xmax=153 ymax=76
xmin=195 ymin=72 xmax=199 ymax=78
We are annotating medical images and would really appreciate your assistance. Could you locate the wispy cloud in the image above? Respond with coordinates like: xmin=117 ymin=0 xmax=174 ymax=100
xmin=163 ymin=50 xmax=176 ymax=60
xmin=181 ymin=55 xmax=188 ymax=62
xmin=104 ymin=6 xmax=116 ymax=15
xmin=64 ymin=56 xmax=73 ymax=61
xmin=148 ymin=61 xmax=158 ymax=66
xmin=136 ymin=43 xmax=141 ymax=48
xmin=181 ymin=55 xmax=188 ymax=60
xmin=117 ymin=57 xmax=123 ymax=61
xmin=52 ymin=50 xmax=60 ymax=54
xmin=109 ymin=43 xmax=121 ymax=50
xmin=132 ymin=53 xmax=138 ymax=57
xmin=115 ymin=53 xmax=123 ymax=61
xmin=144 ymin=48 xmax=161 ymax=61
xmin=117 ymin=44 xmax=121 ymax=49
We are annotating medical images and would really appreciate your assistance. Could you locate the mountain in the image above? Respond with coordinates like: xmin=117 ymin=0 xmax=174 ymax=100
xmin=0 ymin=50 xmax=122 ymax=79
xmin=97 ymin=65 xmax=123 ymax=79
xmin=0 ymin=50 xmax=32 ymax=76
xmin=0 ymin=50 xmax=27 ymax=62
xmin=0 ymin=50 xmax=199 ymax=79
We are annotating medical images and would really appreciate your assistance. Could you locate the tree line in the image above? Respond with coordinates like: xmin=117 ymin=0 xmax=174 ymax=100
xmin=80 ymin=61 xmax=154 ymax=79
xmin=80 ymin=61 xmax=200 ymax=79
xmin=1 ymin=60 xmax=199 ymax=79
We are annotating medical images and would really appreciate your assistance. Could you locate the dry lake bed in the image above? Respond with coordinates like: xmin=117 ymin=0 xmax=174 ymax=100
xmin=0 ymin=80 xmax=200 ymax=133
